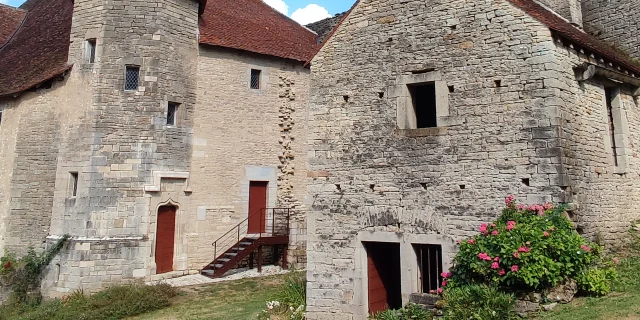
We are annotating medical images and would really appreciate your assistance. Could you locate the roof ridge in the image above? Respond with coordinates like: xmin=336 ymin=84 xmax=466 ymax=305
xmin=0 ymin=3 xmax=26 ymax=12
xmin=305 ymin=1 xmax=360 ymax=66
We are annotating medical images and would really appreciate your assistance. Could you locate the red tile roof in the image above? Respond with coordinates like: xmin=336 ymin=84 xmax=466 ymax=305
xmin=199 ymin=0 xmax=319 ymax=62
xmin=0 ymin=4 xmax=26 ymax=49
xmin=0 ymin=0 xmax=73 ymax=97
xmin=506 ymin=0 xmax=640 ymax=74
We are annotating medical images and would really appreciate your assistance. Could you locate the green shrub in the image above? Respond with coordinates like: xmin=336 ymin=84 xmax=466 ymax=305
xmin=370 ymin=303 xmax=430 ymax=320
xmin=441 ymin=284 xmax=516 ymax=320
xmin=575 ymin=265 xmax=618 ymax=296
xmin=257 ymin=271 xmax=306 ymax=320
xmin=448 ymin=197 xmax=604 ymax=291
xmin=1 ymin=235 xmax=69 ymax=304
xmin=0 ymin=283 xmax=177 ymax=320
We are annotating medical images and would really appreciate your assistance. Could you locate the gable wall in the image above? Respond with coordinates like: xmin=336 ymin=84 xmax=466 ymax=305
xmin=306 ymin=0 xmax=565 ymax=318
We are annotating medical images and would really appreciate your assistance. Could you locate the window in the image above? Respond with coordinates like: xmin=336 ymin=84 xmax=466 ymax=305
xmin=167 ymin=102 xmax=179 ymax=126
xmin=414 ymin=244 xmax=443 ymax=293
xmin=86 ymin=39 xmax=96 ymax=63
xmin=408 ymin=82 xmax=438 ymax=128
xmin=0 ymin=110 xmax=3 ymax=127
xmin=125 ymin=66 xmax=140 ymax=91
xmin=69 ymin=172 xmax=78 ymax=197
xmin=605 ymin=88 xmax=618 ymax=166
xmin=395 ymin=71 xmax=450 ymax=132
xmin=250 ymin=69 xmax=261 ymax=89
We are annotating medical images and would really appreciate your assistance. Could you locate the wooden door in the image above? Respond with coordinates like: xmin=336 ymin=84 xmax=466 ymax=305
xmin=155 ymin=206 xmax=176 ymax=274
xmin=368 ymin=254 xmax=388 ymax=314
xmin=248 ymin=181 xmax=268 ymax=233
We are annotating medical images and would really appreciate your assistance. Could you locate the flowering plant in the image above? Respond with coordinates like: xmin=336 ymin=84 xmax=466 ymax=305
xmin=446 ymin=197 xmax=608 ymax=291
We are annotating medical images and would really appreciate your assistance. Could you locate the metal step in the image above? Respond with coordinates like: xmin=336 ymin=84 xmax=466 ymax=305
xmin=217 ymin=258 xmax=231 ymax=263
xmin=225 ymin=252 xmax=238 ymax=257
xmin=239 ymin=241 xmax=253 ymax=246
xmin=201 ymin=269 xmax=215 ymax=276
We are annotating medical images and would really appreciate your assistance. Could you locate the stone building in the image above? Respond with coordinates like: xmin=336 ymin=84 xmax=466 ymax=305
xmin=0 ymin=0 xmax=316 ymax=298
xmin=305 ymin=0 xmax=640 ymax=318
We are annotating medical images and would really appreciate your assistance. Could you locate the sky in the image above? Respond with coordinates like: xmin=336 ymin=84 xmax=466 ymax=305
xmin=1 ymin=0 xmax=355 ymax=25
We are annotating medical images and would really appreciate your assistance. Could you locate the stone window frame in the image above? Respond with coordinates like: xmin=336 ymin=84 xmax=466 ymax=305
xmin=601 ymin=87 xmax=631 ymax=174
xmin=353 ymin=231 xmax=456 ymax=318
xmin=68 ymin=171 xmax=79 ymax=198
xmin=85 ymin=39 xmax=97 ymax=64
xmin=390 ymin=71 xmax=458 ymax=137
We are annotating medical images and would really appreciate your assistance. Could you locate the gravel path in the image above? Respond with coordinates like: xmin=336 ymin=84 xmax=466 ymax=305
xmin=147 ymin=265 xmax=291 ymax=287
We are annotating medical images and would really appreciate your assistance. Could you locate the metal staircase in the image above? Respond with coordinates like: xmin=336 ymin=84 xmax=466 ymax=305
xmin=201 ymin=208 xmax=290 ymax=278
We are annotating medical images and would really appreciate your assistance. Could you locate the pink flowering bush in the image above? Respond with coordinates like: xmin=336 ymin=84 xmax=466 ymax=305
xmin=446 ymin=197 xmax=615 ymax=293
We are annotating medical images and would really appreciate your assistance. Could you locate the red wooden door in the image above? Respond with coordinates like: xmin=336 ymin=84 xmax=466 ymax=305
xmin=155 ymin=206 xmax=176 ymax=274
xmin=248 ymin=181 xmax=268 ymax=233
xmin=368 ymin=254 xmax=388 ymax=314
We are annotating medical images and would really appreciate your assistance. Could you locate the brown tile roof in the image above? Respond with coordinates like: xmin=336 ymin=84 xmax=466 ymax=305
xmin=0 ymin=0 xmax=73 ymax=97
xmin=199 ymin=0 xmax=319 ymax=62
xmin=506 ymin=0 xmax=640 ymax=75
xmin=0 ymin=4 xmax=26 ymax=49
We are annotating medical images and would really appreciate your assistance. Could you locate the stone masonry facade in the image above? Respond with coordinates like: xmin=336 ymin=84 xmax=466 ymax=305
xmin=0 ymin=0 xmax=312 ymax=299
xmin=305 ymin=0 xmax=640 ymax=319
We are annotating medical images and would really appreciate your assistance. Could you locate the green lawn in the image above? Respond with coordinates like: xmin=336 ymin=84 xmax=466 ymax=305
xmin=129 ymin=275 xmax=285 ymax=320
xmin=537 ymin=257 xmax=640 ymax=320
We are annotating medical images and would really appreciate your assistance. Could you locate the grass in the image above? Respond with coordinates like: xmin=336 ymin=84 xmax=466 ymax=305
xmin=0 ymin=283 xmax=178 ymax=320
xmin=537 ymin=257 xmax=640 ymax=320
xmin=129 ymin=274 xmax=286 ymax=320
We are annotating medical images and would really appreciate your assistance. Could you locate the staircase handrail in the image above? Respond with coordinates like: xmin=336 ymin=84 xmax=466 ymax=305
xmin=210 ymin=207 xmax=291 ymax=264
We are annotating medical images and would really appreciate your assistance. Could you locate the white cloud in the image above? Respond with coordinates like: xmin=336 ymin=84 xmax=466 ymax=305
xmin=0 ymin=0 xmax=9 ymax=5
xmin=291 ymin=4 xmax=332 ymax=25
xmin=263 ymin=0 xmax=289 ymax=15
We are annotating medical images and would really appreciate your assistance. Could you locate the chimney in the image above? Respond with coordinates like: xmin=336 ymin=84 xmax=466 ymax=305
xmin=535 ymin=0 xmax=583 ymax=28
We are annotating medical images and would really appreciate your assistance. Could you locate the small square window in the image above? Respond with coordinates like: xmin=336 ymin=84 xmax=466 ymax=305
xmin=125 ymin=66 xmax=140 ymax=91
xmin=167 ymin=102 xmax=180 ymax=126
xmin=86 ymin=39 xmax=96 ymax=63
xmin=250 ymin=69 xmax=261 ymax=89
xmin=69 ymin=172 xmax=78 ymax=197
xmin=408 ymin=82 xmax=437 ymax=128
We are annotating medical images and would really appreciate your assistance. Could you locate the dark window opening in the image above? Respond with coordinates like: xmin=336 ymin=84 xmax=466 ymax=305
xmin=408 ymin=82 xmax=437 ymax=128
xmin=370 ymin=184 xmax=376 ymax=191
xmin=250 ymin=69 xmax=261 ymax=89
xmin=167 ymin=102 xmax=179 ymax=126
xmin=364 ymin=242 xmax=402 ymax=314
xmin=414 ymin=244 xmax=443 ymax=293
xmin=87 ymin=39 xmax=96 ymax=63
xmin=495 ymin=79 xmax=502 ymax=87
xmin=521 ymin=178 xmax=530 ymax=186
xmin=125 ymin=66 xmax=140 ymax=91
xmin=605 ymin=88 xmax=618 ymax=166
xmin=378 ymin=92 xmax=384 ymax=98
xmin=343 ymin=95 xmax=349 ymax=102
xmin=70 ymin=172 xmax=78 ymax=197
xmin=420 ymin=183 xmax=428 ymax=190
xmin=459 ymin=185 xmax=466 ymax=190
xmin=448 ymin=85 xmax=455 ymax=93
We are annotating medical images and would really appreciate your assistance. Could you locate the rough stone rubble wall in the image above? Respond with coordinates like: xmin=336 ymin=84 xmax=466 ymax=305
xmin=190 ymin=47 xmax=309 ymax=270
xmin=582 ymin=0 xmax=640 ymax=61
xmin=305 ymin=0 xmax=571 ymax=318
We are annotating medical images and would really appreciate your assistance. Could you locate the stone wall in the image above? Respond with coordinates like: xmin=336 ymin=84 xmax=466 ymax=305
xmin=40 ymin=0 xmax=201 ymax=297
xmin=582 ymin=0 xmax=640 ymax=61
xmin=189 ymin=46 xmax=310 ymax=270
xmin=551 ymin=41 xmax=640 ymax=245
xmin=537 ymin=0 xmax=583 ymax=26
xmin=305 ymin=0 xmax=568 ymax=318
